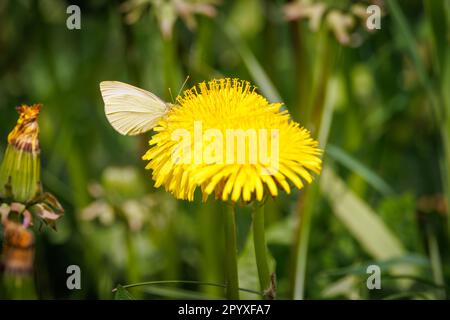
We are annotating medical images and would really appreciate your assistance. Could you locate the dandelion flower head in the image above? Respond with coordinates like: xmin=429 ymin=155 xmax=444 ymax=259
xmin=143 ymin=78 xmax=321 ymax=202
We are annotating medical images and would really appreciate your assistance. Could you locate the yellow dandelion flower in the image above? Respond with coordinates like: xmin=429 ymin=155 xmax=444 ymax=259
xmin=143 ymin=78 xmax=322 ymax=202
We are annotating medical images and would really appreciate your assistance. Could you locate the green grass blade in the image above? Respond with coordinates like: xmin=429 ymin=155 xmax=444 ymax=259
xmin=321 ymin=166 xmax=415 ymax=276
xmin=144 ymin=286 xmax=223 ymax=300
xmin=326 ymin=144 xmax=395 ymax=196
xmin=221 ymin=21 xmax=282 ymax=102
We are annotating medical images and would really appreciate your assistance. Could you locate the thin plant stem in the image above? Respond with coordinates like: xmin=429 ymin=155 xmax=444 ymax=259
xmin=223 ymin=204 xmax=239 ymax=300
xmin=252 ymin=202 xmax=271 ymax=295
xmin=292 ymin=183 xmax=318 ymax=299
xmin=113 ymin=280 xmax=262 ymax=296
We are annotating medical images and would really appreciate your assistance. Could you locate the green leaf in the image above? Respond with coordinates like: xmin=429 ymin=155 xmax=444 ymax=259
xmin=382 ymin=291 xmax=432 ymax=300
xmin=238 ymin=228 xmax=275 ymax=300
xmin=320 ymin=166 xmax=416 ymax=276
xmin=144 ymin=286 xmax=222 ymax=300
xmin=114 ymin=285 xmax=135 ymax=300
xmin=321 ymin=255 xmax=429 ymax=278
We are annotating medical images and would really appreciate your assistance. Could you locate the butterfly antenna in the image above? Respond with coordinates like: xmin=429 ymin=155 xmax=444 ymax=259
xmin=176 ymin=75 xmax=190 ymax=99
xmin=168 ymin=88 xmax=175 ymax=104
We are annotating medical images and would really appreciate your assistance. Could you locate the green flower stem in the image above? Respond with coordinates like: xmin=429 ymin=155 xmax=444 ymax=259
xmin=198 ymin=201 xmax=222 ymax=296
xmin=252 ymin=202 xmax=270 ymax=295
xmin=224 ymin=204 xmax=239 ymax=300
xmin=2 ymin=275 xmax=37 ymax=299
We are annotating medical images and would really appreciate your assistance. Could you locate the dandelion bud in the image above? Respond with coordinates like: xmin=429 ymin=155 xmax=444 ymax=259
xmin=0 ymin=104 xmax=42 ymax=203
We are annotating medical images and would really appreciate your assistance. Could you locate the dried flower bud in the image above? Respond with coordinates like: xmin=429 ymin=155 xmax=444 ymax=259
xmin=1 ymin=220 xmax=35 ymax=276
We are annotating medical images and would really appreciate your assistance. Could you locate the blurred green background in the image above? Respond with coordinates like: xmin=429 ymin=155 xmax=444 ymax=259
xmin=1 ymin=0 xmax=450 ymax=299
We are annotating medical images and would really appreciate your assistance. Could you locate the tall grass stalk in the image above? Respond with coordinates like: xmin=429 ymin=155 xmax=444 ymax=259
xmin=426 ymin=225 xmax=446 ymax=299
xmin=292 ymin=183 xmax=319 ymax=300
xmin=291 ymin=28 xmax=336 ymax=300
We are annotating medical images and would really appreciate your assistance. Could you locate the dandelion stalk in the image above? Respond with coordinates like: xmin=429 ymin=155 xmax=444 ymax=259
xmin=252 ymin=202 xmax=271 ymax=296
xmin=223 ymin=204 xmax=239 ymax=300
xmin=198 ymin=201 xmax=222 ymax=296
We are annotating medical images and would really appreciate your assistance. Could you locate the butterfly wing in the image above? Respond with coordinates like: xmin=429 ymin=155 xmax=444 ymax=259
xmin=100 ymin=81 xmax=168 ymax=135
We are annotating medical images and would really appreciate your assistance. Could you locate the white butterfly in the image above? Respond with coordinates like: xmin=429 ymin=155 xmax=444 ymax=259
xmin=99 ymin=81 xmax=171 ymax=136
